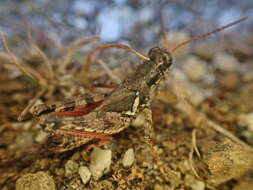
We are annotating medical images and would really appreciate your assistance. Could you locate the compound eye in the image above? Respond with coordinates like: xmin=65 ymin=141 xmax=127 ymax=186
xmin=147 ymin=47 xmax=163 ymax=62
xmin=147 ymin=47 xmax=161 ymax=58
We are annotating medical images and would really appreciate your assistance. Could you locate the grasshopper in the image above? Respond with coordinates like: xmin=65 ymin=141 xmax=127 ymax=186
xmin=30 ymin=17 xmax=247 ymax=153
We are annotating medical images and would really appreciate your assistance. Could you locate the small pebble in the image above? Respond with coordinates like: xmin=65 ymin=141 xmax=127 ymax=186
xmin=89 ymin=147 xmax=112 ymax=180
xmin=166 ymin=168 xmax=181 ymax=188
xmin=185 ymin=174 xmax=205 ymax=190
xmin=238 ymin=112 xmax=253 ymax=132
xmin=191 ymin=180 xmax=205 ymax=190
xmin=204 ymin=139 xmax=253 ymax=186
xmin=182 ymin=56 xmax=207 ymax=81
xmin=154 ymin=184 xmax=163 ymax=190
xmin=122 ymin=148 xmax=135 ymax=168
xmin=172 ymin=68 xmax=188 ymax=81
xmin=184 ymin=83 xmax=205 ymax=106
xmin=65 ymin=160 xmax=79 ymax=177
xmin=79 ymin=166 xmax=91 ymax=185
xmin=219 ymin=73 xmax=239 ymax=89
xmin=131 ymin=113 xmax=145 ymax=127
xmin=16 ymin=171 xmax=55 ymax=190
xmin=35 ymin=130 xmax=49 ymax=143
xmin=214 ymin=52 xmax=238 ymax=72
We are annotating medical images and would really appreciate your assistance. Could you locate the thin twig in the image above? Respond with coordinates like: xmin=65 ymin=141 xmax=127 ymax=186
xmin=193 ymin=129 xmax=201 ymax=157
xmin=160 ymin=11 xmax=169 ymax=50
xmin=18 ymin=89 xmax=46 ymax=121
xmin=189 ymin=129 xmax=201 ymax=179
xmin=63 ymin=36 xmax=100 ymax=53
xmin=61 ymin=36 xmax=100 ymax=70
xmin=0 ymin=50 xmax=47 ymax=87
xmin=206 ymin=119 xmax=253 ymax=151
xmin=97 ymin=59 xmax=121 ymax=84
xmin=0 ymin=32 xmax=42 ymax=88
xmin=27 ymin=27 xmax=54 ymax=81
xmin=171 ymin=79 xmax=253 ymax=152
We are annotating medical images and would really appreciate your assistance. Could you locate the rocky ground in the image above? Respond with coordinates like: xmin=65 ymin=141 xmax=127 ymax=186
xmin=0 ymin=27 xmax=253 ymax=190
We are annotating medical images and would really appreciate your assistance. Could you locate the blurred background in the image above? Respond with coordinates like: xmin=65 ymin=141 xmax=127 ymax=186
xmin=0 ymin=0 xmax=252 ymax=49
xmin=1 ymin=1 xmax=253 ymax=189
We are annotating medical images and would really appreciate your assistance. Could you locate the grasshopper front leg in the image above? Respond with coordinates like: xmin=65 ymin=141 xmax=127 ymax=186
xmin=141 ymin=103 xmax=160 ymax=162
xmin=142 ymin=104 xmax=153 ymax=143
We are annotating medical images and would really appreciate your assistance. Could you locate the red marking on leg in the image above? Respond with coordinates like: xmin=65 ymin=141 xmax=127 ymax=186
xmin=50 ymin=100 xmax=103 ymax=117
xmin=56 ymin=128 xmax=112 ymax=151
xmin=84 ymin=137 xmax=112 ymax=151
xmin=56 ymin=128 xmax=111 ymax=140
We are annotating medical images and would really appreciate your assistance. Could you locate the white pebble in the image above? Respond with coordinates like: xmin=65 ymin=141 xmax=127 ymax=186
xmin=89 ymin=147 xmax=112 ymax=180
xmin=191 ymin=180 xmax=205 ymax=190
xmin=238 ymin=112 xmax=253 ymax=132
xmin=65 ymin=160 xmax=79 ymax=177
xmin=131 ymin=113 xmax=145 ymax=127
xmin=79 ymin=166 xmax=91 ymax=185
xmin=214 ymin=52 xmax=238 ymax=72
xmin=122 ymin=148 xmax=135 ymax=168
xmin=183 ymin=56 xmax=207 ymax=81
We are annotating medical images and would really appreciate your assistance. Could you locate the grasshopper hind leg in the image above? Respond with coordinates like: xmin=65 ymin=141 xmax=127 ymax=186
xmin=45 ymin=129 xmax=112 ymax=153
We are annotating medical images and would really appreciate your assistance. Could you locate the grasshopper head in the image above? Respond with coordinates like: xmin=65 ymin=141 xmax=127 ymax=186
xmin=148 ymin=47 xmax=173 ymax=68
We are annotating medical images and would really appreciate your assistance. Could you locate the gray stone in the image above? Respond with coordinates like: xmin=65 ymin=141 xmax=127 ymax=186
xmin=16 ymin=171 xmax=55 ymax=190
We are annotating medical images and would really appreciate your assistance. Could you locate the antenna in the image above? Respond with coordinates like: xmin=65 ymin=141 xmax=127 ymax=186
xmin=171 ymin=17 xmax=248 ymax=52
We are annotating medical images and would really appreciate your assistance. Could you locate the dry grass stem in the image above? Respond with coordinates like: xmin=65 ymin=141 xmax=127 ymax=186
xmin=18 ymin=89 xmax=46 ymax=121
xmin=160 ymin=12 xmax=169 ymax=50
xmin=97 ymin=59 xmax=121 ymax=84
xmin=27 ymin=29 xmax=54 ymax=81
xmin=189 ymin=129 xmax=201 ymax=179
xmin=0 ymin=32 xmax=42 ymax=88
xmin=171 ymin=79 xmax=253 ymax=152
xmin=61 ymin=36 xmax=99 ymax=70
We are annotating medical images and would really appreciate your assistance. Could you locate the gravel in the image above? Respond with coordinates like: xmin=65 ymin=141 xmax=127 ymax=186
xmin=89 ymin=147 xmax=112 ymax=180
